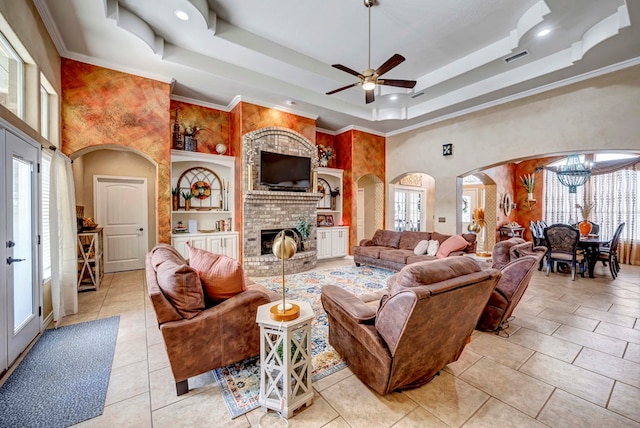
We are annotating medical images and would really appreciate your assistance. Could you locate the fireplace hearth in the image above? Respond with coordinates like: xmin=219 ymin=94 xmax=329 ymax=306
xmin=261 ymin=229 xmax=301 ymax=255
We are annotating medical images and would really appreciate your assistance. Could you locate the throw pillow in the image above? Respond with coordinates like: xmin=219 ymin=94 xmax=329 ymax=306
xmin=413 ymin=240 xmax=430 ymax=255
xmin=426 ymin=239 xmax=440 ymax=256
xmin=187 ymin=243 xmax=246 ymax=302
xmin=155 ymin=261 xmax=205 ymax=319
xmin=436 ymin=234 xmax=469 ymax=258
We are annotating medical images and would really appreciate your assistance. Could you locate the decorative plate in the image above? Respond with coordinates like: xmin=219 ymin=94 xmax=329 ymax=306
xmin=191 ymin=181 xmax=211 ymax=199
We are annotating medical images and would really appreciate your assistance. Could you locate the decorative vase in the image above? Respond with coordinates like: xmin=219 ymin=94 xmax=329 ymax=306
xmin=303 ymin=241 xmax=310 ymax=251
xmin=320 ymin=157 xmax=328 ymax=167
xmin=184 ymin=136 xmax=197 ymax=152
xmin=172 ymin=195 xmax=179 ymax=211
xmin=467 ymin=222 xmax=481 ymax=233
xmin=527 ymin=192 xmax=534 ymax=201
xmin=185 ymin=199 xmax=191 ymax=211
xmin=579 ymin=219 xmax=592 ymax=237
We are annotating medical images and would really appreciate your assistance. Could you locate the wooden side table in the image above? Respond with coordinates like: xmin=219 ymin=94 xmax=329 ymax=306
xmin=256 ymin=300 xmax=314 ymax=418
xmin=77 ymin=228 xmax=103 ymax=291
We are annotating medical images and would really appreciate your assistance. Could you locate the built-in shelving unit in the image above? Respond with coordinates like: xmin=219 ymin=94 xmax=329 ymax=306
xmin=316 ymin=167 xmax=349 ymax=260
xmin=171 ymin=150 xmax=238 ymax=259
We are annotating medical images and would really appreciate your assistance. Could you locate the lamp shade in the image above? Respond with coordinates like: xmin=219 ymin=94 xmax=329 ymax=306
xmin=272 ymin=230 xmax=297 ymax=260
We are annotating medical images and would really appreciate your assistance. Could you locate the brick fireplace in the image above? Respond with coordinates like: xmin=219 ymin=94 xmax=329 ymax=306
xmin=241 ymin=127 xmax=321 ymax=276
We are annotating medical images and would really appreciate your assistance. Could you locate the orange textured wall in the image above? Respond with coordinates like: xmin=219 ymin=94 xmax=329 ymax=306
xmin=170 ymin=100 xmax=230 ymax=155
xmin=483 ymin=163 xmax=517 ymax=243
xmin=61 ymin=59 xmax=172 ymax=242
xmin=239 ymin=103 xmax=316 ymax=143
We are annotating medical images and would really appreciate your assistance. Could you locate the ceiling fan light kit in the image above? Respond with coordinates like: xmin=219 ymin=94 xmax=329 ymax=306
xmin=326 ymin=0 xmax=416 ymax=104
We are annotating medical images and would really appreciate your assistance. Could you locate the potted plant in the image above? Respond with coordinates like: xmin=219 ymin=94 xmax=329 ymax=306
xmin=294 ymin=216 xmax=313 ymax=251
xmin=181 ymin=190 xmax=193 ymax=211
xmin=520 ymin=173 xmax=535 ymax=201
xmin=575 ymin=201 xmax=594 ymax=236
xmin=171 ymin=187 xmax=180 ymax=211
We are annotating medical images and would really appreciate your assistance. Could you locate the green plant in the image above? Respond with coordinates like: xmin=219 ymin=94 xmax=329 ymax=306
xmin=294 ymin=216 xmax=312 ymax=240
xmin=520 ymin=173 xmax=535 ymax=193
xmin=181 ymin=190 xmax=193 ymax=200
xmin=171 ymin=186 xmax=180 ymax=196
xmin=276 ymin=340 xmax=303 ymax=363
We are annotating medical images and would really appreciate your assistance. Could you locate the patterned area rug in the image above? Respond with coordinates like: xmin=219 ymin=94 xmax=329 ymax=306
xmin=213 ymin=265 xmax=393 ymax=418
xmin=0 ymin=316 xmax=120 ymax=428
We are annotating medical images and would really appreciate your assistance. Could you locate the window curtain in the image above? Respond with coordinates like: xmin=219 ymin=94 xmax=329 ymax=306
xmin=544 ymin=162 xmax=640 ymax=266
xmin=50 ymin=150 xmax=78 ymax=325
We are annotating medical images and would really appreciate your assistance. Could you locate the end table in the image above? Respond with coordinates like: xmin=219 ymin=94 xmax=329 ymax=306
xmin=256 ymin=300 xmax=314 ymax=418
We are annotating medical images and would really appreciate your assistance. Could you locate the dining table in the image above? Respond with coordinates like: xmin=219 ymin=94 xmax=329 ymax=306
xmin=577 ymin=235 xmax=611 ymax=278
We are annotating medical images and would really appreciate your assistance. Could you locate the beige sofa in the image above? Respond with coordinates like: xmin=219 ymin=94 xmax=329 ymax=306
xmin=353 ymin=229 xmax=477 ymax=271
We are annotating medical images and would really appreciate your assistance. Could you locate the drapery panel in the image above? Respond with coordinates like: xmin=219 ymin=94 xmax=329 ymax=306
xmin=544 ymin=163 xmax=639 ymax=266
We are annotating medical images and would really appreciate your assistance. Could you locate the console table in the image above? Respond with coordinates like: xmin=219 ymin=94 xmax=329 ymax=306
xmin=256 ymin=300 xmax=314 ymax=418
xmin=77 ymin=228 xmax=103 ymax=291
xmin=499 ymin=226 xmax=525 ymax=241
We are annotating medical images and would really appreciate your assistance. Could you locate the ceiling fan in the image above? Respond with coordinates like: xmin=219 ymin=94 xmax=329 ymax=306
xmin=326 ymin=0 xmax=417 ymax=104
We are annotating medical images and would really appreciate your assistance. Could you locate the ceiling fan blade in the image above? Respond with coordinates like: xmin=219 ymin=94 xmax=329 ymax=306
xmin=326 ymin=82 xmax=360 ymax=95
xmin=375 ymin=54 xmax=405 ymax=77
xmin=332 ymin=64 xmax=363 ymax=78
xmin=365 ymin=89 xmax=375 ymax=104
xmin=378 ymin=79 xmax=417 ymax=89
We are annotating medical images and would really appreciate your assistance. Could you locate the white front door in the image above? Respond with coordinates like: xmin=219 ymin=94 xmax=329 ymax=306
xmin=94 ymin=176 xmax=148 ymax=273
xmin=4 ymin=131 xmax=41 ymax=366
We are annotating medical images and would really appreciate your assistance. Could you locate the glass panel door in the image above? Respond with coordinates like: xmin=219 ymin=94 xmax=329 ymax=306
xmin=394 ymin=188 xmax=424 ymax=231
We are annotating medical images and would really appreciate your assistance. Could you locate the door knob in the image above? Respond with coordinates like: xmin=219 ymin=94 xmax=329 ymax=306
xmin=138 ymin=228 xmax=144 ymax=232
xmin=7 ymin=257 xmax=25 ymax=265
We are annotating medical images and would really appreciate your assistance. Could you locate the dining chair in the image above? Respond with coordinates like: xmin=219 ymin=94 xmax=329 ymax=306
xmin=598 ymin=222 xmax=625 ymax=279
xmin=543 ymin=224 xmax=585 ymax=280
xmin=529 ymin=221 xmax=546 ymax=271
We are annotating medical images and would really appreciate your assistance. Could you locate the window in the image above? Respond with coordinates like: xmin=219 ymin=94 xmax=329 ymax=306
xmin=0 ymin=30 xmax=23 ymax=117
xmin=40 ymin=85 xmax=48 ymax=139
xmin=41 ymin=153 xmax=51 ymax=280
xmin=394 ymin=187 xmax=423 ymax=231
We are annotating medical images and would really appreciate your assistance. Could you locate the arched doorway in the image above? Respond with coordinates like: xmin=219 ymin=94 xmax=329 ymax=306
xmin=461 ymin=173 xmax=497 ymax=253
xmin=356 ymin=174 xmax=384 ymax=243
xmin=387 ymin=172 xmax=435 ymax=233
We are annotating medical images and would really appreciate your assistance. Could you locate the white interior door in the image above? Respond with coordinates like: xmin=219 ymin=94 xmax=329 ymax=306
xmin=357 ymin=189 xmax=365 ymax=242
xmin=95 ymin=176 xmax=148 ymax=273
xmin=4 ymin=130 xmax=41 ymax=366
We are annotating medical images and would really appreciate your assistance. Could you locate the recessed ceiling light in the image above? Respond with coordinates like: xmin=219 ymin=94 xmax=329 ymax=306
xmin=537 ymin=28 xmax=551 ymax=37
xmin=174 ymin=10 xmax=189 ymax=21
xmin=389 ymin=95 xmax=398 ymax=101
xmin=286 ymin=100 xmax=296 ymax=106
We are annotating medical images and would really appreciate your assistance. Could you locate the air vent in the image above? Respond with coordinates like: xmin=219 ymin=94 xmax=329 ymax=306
xmin=504 ymin=50 xmax=530 ymax=63
xmin=411 ymin=91 xmax=425 ymax=99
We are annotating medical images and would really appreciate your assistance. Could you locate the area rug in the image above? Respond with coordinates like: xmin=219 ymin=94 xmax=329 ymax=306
xmin=213 ymin=265 xmax=393 ymax=418
xmin=0 ymin=316 xmax=120 ymax=428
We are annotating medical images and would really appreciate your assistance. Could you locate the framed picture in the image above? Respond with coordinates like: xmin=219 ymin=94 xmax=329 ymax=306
xmin=325 ymin=215 xmax=334 ymax=227
xmin=317 ymin=215 xmax=326 ymax=227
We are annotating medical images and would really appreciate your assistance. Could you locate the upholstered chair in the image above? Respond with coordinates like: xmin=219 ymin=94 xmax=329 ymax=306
xmin=321 ymin=257 xmax=501 ymax=395
xmin=544 ymin=224 xmax=585 ymax=280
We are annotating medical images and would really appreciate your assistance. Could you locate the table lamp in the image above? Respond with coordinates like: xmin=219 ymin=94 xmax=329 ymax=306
xmin=270 ymin=229 xmax=300 ymax=321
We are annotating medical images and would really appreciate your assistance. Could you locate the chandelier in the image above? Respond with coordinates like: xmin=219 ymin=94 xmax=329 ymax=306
xmin=556 ymin=154 xmax=592 ymax=193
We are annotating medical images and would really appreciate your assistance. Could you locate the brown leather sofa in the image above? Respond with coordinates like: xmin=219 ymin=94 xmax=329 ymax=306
xmin=353 ymin=229 xmax=477 ymax=271
xmin=321 ymin=257 xmax=501 ymax=395
xmin=145 ymin=244 xmax=278 ymax=395
xmin=476 ymin=238 xmax=547 ymax=333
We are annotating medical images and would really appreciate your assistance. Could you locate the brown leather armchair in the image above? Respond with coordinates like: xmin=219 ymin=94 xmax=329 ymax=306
xmin=321 ymin=257 xmax=501 ymax=395
xmin=146 ymin=244 xmax=278 ymax=395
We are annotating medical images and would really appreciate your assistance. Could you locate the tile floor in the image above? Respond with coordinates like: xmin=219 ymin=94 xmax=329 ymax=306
xmin=53 ymin=258 xmax=640 ymax=427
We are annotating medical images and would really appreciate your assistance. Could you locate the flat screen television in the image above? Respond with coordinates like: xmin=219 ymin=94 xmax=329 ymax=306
xmin=259 ymin=151 xmax=311 ymax=191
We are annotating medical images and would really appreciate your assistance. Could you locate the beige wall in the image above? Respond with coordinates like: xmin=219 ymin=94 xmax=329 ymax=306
xmin=73 ymin=149 xmax=158 ymax=249
xmin=387 ymin=65 xmax=640 ymax=235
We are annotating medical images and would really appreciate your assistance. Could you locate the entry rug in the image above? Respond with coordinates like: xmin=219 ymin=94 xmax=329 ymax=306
xmin=213 ymin=265 xmax=392 ymax=418
xmin=0 ymin=316 xmax=120 ymax=428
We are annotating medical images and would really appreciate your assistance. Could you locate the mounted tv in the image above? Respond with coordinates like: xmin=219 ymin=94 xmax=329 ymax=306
xmin=259 ymin=151 xmax=311 ymax=191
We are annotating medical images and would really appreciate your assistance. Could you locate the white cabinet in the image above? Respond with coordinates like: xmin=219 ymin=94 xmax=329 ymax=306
xmin=172 ymin=232 xmax=239 ymax=260
xmin=171 ymin=150 xmax=237 ymax=257
xmin=317 ymin=226 xmax=349 ymax=260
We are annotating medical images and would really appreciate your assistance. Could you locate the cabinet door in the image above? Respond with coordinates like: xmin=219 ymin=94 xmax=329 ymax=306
xmin=221 ymin=235 xmax=238 ymax=259
xmin=331 ymin=228 xmax=349 ymax=257
xmin=206 ymin=235 xmax=223 ymax=254
xmin=172 ymin=236 xmax=190 ymax=259
xmin=317 ymin=230 xmax=332 ymax=259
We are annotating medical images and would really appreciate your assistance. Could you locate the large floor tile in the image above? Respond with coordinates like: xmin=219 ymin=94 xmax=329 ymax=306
xmin=510 ymin=312 xmax=562 ymax=335
xmin=609 ymin=303 xmax=640 ymax=318
xmin=507 ymin=327 xmax=581 ymax=362
xmin=246 ymin=394 xmax=338 ymax=428
xmin=538 ymin=389 xmax=640 ymax=428
xmin=574 ymin=348 xmax=640 ymax=388
xmin=595 ymin=322 xmax=640 ymax=344
xmin=574 ymin=306 xmax=636 ymax=328
xmin=538 ymin=308 xmax=600 ymax=331
xmin=105 ymin=360 xmax=150 ymax=406
xmin=464 ymin=332 xmax=534 ymax=370
xmin=444 ymin=348 xmax=482 ymax=377
xmin=551 ymin=324 xmax=627 ymax=357
xmin=75 ymin=392 xmax=152 ymax=428
xmin=459 ymin=357 xmax=553 ymax=418
xmin=519 ymin=352 xmax=614 ymax=406
xmin=609 ymin=382 xmax=640 ymax=423
xmin=321 ymin=374 xmax=417 ymax=428
xmin=392 ymin=407 xmax=449 ymax=428
xmin=404 ymin=371 xmax=489 ymax=428
xmin=461 ymin=398 xmax=547 ymax=428
xmin=625 ymin=343 xmax=640 ymax=364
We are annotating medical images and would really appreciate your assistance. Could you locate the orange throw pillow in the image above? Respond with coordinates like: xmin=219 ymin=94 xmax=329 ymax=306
xmin=187 ymin=243 xmax=246 ymax=302
xmin=436 ymin=234 xmax=469 ymax=258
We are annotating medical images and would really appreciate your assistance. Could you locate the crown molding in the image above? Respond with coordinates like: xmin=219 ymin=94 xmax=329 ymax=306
xmin=33 ymin=0 xmax=67 ymax=56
